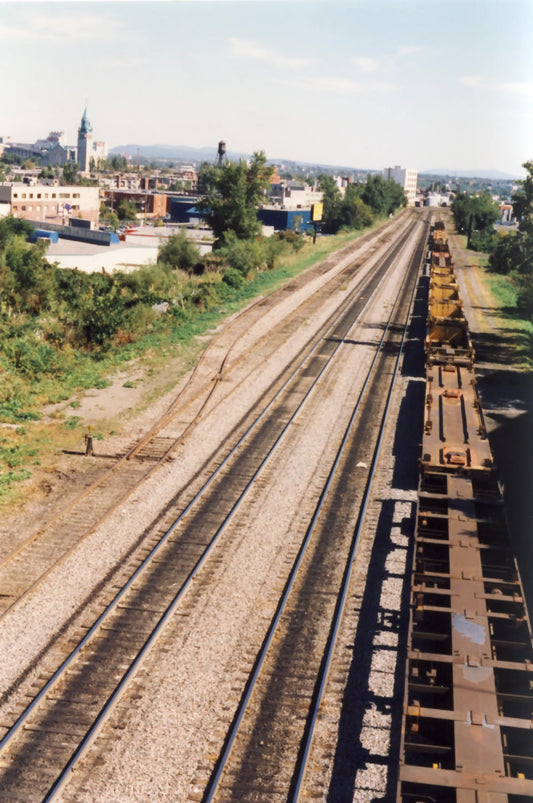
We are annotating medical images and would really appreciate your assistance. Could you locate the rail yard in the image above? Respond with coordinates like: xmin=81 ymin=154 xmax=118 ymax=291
xmin=0 ymin=211 xmax=530 ymax=802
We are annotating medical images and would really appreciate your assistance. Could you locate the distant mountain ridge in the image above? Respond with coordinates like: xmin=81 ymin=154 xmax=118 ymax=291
xmin=421 ymin=168 xmax=520 ymax=181
xmin=109 ymin=143 xmax=520 ymax=181
xmin=110 ymin=143 xmax=244 ymax=162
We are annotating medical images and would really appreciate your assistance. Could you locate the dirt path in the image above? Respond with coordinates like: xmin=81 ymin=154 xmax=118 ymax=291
xmin=449 ymin=225 xmax=533 ymax=613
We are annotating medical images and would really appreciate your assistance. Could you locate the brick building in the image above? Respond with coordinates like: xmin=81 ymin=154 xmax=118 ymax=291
xmin=101 ymin=189 xmax=170 ymax=220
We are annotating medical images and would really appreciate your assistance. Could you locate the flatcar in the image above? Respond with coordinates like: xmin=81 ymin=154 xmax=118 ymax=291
xmin=398 ymin=220 xmax=533 ymax=802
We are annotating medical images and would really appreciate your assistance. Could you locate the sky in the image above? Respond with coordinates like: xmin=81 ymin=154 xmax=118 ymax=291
xmin=1 ymin=0 xmax=532 ymax=177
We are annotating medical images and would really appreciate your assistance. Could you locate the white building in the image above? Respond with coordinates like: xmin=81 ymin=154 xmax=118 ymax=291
xmin=268 ymin=180 xmax=323 ymax=209
xmin=0 ymin=183 xmax=100 ymax=226
xmin=382 ymin=165 xmax=418 ymax=206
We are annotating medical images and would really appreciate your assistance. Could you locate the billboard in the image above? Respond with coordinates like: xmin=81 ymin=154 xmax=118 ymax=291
xmin=311 ymin=202 xmax=323 ymax=222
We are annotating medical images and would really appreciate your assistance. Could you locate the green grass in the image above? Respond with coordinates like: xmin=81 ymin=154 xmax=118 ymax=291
xmin=457 ymin=233 xmax=533 ymax=368
xmin=0 ymin=221 xmax=383 ymax=508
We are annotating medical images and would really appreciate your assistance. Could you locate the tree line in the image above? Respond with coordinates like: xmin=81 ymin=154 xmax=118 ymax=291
xmin=451 ymin=161 xmax=533 ymax=319
xmin=488 ymin=161 xmax=533 ymax=317
xmin=0 ymin=148 xmax=412 ymax=423
xmin=317 ymin=173 xmax=407 ymax=234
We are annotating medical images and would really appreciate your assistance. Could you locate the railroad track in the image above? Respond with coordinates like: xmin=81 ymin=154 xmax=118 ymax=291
xmin=199 ymin=217 xmax=428 ymax=803
xmin=0 ymin=213 xmax=411 ymax=623
xmin=0 ymin=217 xmax=427 ymax=800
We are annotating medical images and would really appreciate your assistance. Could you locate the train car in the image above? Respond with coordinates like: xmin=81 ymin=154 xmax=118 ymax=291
xmin=425 ymin=319 xmax=474 ymax=368
xmin=428 ymin=298 xmax=464 ymax=320
xmin=430 ymin=284 xmax=460 ymax=302
xmin=398 ymin=221 xmax=533 ymax=802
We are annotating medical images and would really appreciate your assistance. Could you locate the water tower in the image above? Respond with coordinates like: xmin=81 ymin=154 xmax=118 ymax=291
xmin=217 ymin=140 xmax=226 ymax=167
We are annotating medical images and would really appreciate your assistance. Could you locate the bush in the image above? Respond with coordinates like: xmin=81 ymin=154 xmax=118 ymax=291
xmin=222 ymin=267 xmax=245 ymax=289
xmin=469 ymin=230 xmax=497 ymax=253
xmin=516 ymin=274 xmax=533 ymax=320
xmin=188 ymin=281 xmax=220 ymax=311
xmin=2 ymin=337 xmax=69 ymax=380
xmin=79 ymin=294 xmax=126 ymax=348
xmin=218 ymin=231 xmax=266 ymax=276
xmin=157 ymin=232 xmax=202 ymax=274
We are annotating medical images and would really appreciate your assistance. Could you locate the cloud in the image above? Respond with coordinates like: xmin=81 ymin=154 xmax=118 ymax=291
xmin=228 ymin=38 xmax=313 ymax=70
xmin=499 ymin=81 xmax=533 ymax=96
xmin=460 ymin=74 xmax=533 ymax=96
xmin=0 ymin=12 xmax=125 ymax=42
xmin=352 ymin=46 xmax=423 ymax=75
xmin=397 ymin=46 xmax=424 ymax=57
xmin=287 ymin=75 xmax=394 ymax=95
xmin=104 ymin=55 xmax=149 ymax=70
xmin=353 ymin=56 xmax=379 ymax=73
xmin=459 ymin=75 xmax=484 ymax=89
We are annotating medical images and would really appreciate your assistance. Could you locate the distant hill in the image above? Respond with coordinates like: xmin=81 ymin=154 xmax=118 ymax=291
xmin=420 ymin=168 xmax=520 ymax=181
xmin=109 ymin=144 xmax=520 ymax=181
xmin=109 ymin=143 xmax=244 ymax=163
xmin=109 ymin=143 xmax=372 ymax=174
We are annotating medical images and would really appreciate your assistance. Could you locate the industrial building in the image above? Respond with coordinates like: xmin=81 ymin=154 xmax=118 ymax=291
xmin=101 ymin=188 xmax=170 ymax=221
xmin=0 ymin=183 xmax=100 ymax=227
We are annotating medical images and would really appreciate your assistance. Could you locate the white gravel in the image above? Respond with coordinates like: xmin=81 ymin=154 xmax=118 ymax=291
xmin=0 ymin=213 xmax=422 ymax=801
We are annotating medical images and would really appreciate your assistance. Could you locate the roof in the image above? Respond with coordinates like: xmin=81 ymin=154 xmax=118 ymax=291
xmin=79 ymin=107 xmax=93 ymax=135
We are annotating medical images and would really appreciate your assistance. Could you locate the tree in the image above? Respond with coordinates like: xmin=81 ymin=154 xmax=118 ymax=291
xmin=340 ymin=185 xmax=375 ymax=229
xmin=117 ymin=199 xmax=139 ymax=221
xmin=111 ymin=155 xmax=128 ymax=172
xmin=452 ymin=192 xmax=499 ymax=250
xmin=360 ymin=174 xmax=406 ymax=217
xmin=318 ymin=176 xmax=379 ymax=234
xmin=318 ymin=174 xmax=343 ymax=233
xmin=100 ymin=203 xmax=119 ymax=231
xmin=197 ymin=163 xmax=219 ymax=195
xmin=196 ymin=151 xmax=274 ymax=247
xmin=488 ymin=160 xmax=533 ymax=317
xmin=0 ymin=152 xmax=22 ymax=165
xmin=157 ymin=231 xmax=201 ymax=274
xmin=62 ymin=161 xmax=78 ymax=184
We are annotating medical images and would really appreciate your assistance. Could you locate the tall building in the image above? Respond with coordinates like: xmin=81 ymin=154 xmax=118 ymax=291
xmin=382 ymin=165 xmax=418 ymax=206
xmin=77 ymin=107 xmax=93 ymax=174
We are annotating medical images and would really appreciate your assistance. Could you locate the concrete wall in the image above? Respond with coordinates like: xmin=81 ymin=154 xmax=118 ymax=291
xmin=26 ymin=219 xmax=119 ymax=245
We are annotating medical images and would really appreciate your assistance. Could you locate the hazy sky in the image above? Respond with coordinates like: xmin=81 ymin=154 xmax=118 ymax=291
xmin=2 ymin=0 xmax=532 ymax=176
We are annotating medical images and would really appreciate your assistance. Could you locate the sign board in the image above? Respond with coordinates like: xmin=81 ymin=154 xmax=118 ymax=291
xmin=311 ymin=202 xmax=323 ymax=222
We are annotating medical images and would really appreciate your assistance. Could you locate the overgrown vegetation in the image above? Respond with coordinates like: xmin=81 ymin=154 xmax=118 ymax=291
xmin=0 ymin=209 xmax=371 ymax=504
xmin=451 ymin=192 xmax=500 ymax=252
xmin=318 ymin=173 xmax=406 ymax=234
xmin=487 ymin=161 xmax=533 ymax=321
xmin=196 ymin=151 xmax=274 ymax=246
xmin=0 ymin=144 xmax=413 ymax=506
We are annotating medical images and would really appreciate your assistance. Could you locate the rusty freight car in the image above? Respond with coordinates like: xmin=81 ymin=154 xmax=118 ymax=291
xmin=398 ymin=221 xmax=533 ymax=803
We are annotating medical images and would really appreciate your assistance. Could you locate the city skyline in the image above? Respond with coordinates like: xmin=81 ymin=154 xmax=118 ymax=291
xmin=1 ymin=0 xmax=532 ymax=178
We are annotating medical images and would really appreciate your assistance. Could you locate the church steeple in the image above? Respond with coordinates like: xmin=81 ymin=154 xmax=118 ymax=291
xmin=79 ymin=106 xmax=92 ymax=135
xmin=77 ymin=105 xmax=94 ymax=174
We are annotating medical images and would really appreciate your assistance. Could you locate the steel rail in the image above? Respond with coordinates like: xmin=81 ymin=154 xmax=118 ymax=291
xmin=202 ymin=219 xmax=425 ymax=802
xmin=0 ymin=222 xmax=417 ymax=800
xmin=0 ymin=293 xmax=268 ymax=569
xmin=0 ymin=220 xmax=416 ymax=626
xmin=0 ymin=216 xmax=408 ymax=576
xmin=290 ymin=219 xmax=428 ymax=802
